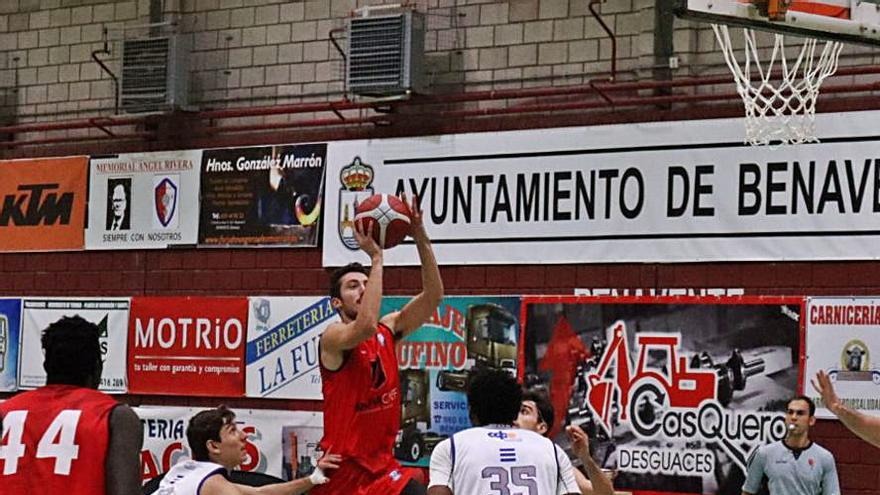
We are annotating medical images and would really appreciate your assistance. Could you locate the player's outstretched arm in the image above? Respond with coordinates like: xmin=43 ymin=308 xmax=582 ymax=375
xmin=205 ymin=455 xmax=341 ymax=495
xmin=105 ymin=404 xmax=144 ymax=495
xmin=322 ymin=222 xmax=384 ymax=358
xmin=566 ymin=424 xmax=614 ymax=495
xmin=252 ymin=453 xmax=340 ymax=495
xmin=812 ymin=370 xmax=880 ymax=448
xmin=199 ymin=474 xmax=314 ymax=495
xmin=384 ymin=194 xmax=443 ymax=339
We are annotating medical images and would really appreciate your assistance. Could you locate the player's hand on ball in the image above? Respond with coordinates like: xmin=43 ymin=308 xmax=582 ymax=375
xmin=354 ymin=218 xmax=382 ymax=258
xmin=402 ymin=193 xmax=426 ymax=240
xmin=566 ymin=424 xmax=590 ymax=460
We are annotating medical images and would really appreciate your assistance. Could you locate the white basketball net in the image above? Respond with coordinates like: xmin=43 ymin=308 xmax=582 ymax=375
xmin=712 ymin=24 xmax=843 ymax=146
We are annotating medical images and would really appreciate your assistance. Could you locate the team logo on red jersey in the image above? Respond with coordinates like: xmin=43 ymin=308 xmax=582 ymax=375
xmin=370 ymin=356 xmax=387 ymax=389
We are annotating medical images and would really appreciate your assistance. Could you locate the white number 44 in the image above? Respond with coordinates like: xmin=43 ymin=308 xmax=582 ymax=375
xmin=1 ymin=409 xmax=82 ymax=475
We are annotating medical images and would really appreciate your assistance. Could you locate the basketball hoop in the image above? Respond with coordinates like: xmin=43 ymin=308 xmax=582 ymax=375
xmin=712 ymin=23 xmax=843 ymax=146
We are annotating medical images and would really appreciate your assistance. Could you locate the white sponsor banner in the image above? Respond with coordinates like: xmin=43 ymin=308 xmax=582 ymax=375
xmin=805 ymin=296 xmax=880 ymax=418
xmin=86 ymin=151 xmax=201 ymax=250
xmin=245 ymin=297 xmax=336 ymax=399
xmin=18 ymin=298 xmax=130 ymax=393
xmin=136 ymin=406 xmax=323 ymax=483
xmin=323 ymin=110 xmax=880 ymax=266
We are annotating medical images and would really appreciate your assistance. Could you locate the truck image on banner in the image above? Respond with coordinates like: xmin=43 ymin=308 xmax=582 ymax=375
xmin=382 ymin=295 xmax=522 ymax=467
xmin=522 ymin=296 xmax=803 ymax=495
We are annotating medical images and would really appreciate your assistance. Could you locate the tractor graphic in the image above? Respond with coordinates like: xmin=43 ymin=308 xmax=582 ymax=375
xmin=574 ymin=320 xmax=789 ymax=439
xmin=586 ymin=321 xmax=717 ymax=436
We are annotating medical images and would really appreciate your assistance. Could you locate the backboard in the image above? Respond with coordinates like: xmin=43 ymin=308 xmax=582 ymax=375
xmin=677 ymin=0 xmax=880 ymax=46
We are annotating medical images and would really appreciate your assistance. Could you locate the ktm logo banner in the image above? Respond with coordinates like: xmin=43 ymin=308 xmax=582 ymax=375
xmin=522 ymin=296 xmax=803 ymax=495
xmin=0 ymin=156 xmax=87 ymax=251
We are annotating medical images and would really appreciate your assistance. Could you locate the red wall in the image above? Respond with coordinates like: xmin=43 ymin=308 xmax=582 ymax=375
xmin=1 ymin=249 xmax=879 ymax=493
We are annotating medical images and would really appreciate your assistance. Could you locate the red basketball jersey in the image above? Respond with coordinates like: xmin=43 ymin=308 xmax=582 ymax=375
xmin=319 ymin=323 xmax=401 ymax=474
xmin=0 ymin=384 xmax=119 ymax=495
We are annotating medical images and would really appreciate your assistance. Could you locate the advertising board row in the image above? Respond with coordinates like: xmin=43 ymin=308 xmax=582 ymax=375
xmin=1 ymin=294 xmax=879 ymax=493
xmin=0 ymin=296 xmax=327 ymax=398
xmin=0 ymin=144 xmax=325 ymax=252
xmin=7 ymin=111 xmax=880 ymax=264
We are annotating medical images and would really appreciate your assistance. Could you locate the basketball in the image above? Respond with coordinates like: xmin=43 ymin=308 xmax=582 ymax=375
xmin=354 ymin=194 xmax=412 ymax=249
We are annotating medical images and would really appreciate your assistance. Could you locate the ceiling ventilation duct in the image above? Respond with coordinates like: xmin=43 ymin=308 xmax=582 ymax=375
xmin=346 ymin=9 xmax=426 ymax=97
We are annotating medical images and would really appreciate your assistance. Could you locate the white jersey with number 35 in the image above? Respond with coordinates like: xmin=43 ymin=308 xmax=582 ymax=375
xmin=429 ymin=425 xmax=579 ymax=495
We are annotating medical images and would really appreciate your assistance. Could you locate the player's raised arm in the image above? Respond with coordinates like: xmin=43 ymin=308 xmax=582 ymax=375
xmin=812 ymin=370 xmax=880 ymax=448
xmin=566 ymin=424 xmax=614 ymax=495
xmin=384 ymin=194 xmax=443 ymax=339
xmin=321 ymin=222 xmax=384 ymax=369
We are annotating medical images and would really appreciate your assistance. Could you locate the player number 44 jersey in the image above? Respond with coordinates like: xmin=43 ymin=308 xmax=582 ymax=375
xmin=0 ymin=385 xmax=118 ymax=495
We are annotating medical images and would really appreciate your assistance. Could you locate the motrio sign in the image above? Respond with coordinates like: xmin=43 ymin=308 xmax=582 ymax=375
xmin=127 ymin=297 xmax=247 ymax=396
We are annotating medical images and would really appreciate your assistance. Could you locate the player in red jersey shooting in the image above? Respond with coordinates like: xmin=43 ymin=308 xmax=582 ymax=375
xmin=314 ymin=194 xmax=443 ymax=495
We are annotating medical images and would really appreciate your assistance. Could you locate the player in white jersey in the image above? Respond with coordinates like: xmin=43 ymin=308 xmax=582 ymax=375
xmin=515 ymin=389 xmax=615 ymax=495
xmin=428 ymin=368 xmax=580 ymax=495
xmin=157 ymin=406 xmax=340 ymax=495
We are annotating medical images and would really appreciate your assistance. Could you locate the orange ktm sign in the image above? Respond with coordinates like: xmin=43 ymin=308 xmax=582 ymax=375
xmin=0 ymin=156 xmax=87 ymax=251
